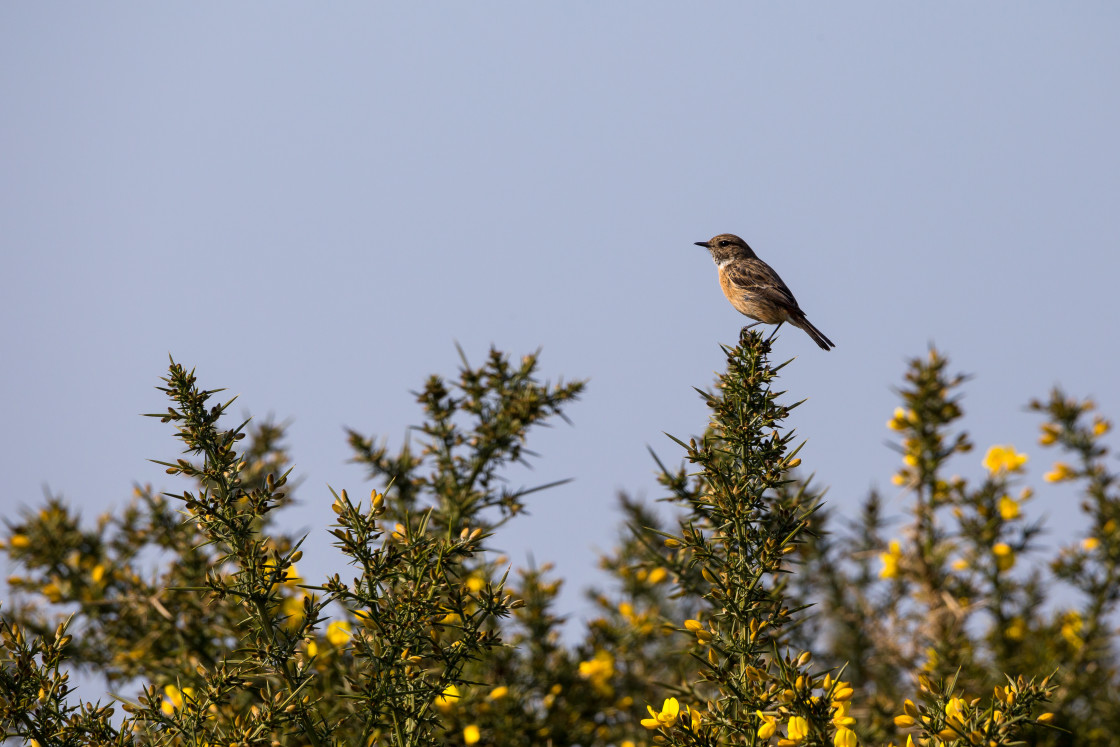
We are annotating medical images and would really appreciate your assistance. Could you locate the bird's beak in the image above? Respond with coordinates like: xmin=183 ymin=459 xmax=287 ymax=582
xmin=693 ymin=241 xmax=709 ymax=248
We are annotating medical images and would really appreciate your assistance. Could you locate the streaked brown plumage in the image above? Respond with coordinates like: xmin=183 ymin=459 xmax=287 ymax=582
xmin=695 ymin=233 xmax=835 ymax=351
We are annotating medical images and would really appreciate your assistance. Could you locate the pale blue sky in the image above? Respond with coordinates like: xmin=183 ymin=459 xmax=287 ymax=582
xmin=3 ymin=4 xmax=1119 ymax=627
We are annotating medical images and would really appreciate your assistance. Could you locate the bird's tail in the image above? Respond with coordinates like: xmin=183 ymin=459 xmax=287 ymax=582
xmin=792 ymin=315 xmax=835 ymax=351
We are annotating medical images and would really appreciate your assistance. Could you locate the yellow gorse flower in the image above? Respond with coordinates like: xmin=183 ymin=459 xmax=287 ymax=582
xmin=1060 ymin=610 xmax=1084 ymax=648
xmin=161 ymin=685 xmax=195 ymax=715
xmin=640 ymin=697 xmax=680 ymax=730
xmin=982 ymin=445 xmax=1028 ymax=475
xmin=1092 ymin=416 xmax=1111 ymax=436
xmin=684 ymin=618 xmax=713 ymax=643
xmin=757 ymin=710 xmax=779 ymax=739
xmin=578 ymin=650 xmax=615 ymax=695
xmin=578 ymin=650 xmax=613 ymax=679
xmin=43 ymin=582 xmax=63 ymax=603
xmin=674 ymin=705 xmax=703 ymax=732
xmin=463 ymin=725 xmax=480 ymax=745
xmin=831 ymin=699 xmax=855 ymax=727
xmin=435 ymin=684 xmax=461 ymax=712
xmin=326 ymin=620 xmax=352 ymax=646
xmin=993 ymin=543 xmax=1015 ymax=571
xmin=833 ymin=701 xmax=859 ymax=745
xmin=1044 ymin=462 xmax=1076 ymax=482
xmin=879 ymin=540 xmax=902 ymax=579
xmin=786 ymin=715 xmax=809 ymax=742
xmin=888 ymin=407 xmax=914 ymax=431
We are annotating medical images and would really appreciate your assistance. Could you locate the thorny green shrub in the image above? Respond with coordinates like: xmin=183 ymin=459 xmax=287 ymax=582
xmin=2 ymin=332 xmax=1115 ymax=746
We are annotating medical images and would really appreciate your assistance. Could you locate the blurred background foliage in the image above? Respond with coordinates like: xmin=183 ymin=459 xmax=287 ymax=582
xmin=2 ymin=334 xmax=1116 ymax=746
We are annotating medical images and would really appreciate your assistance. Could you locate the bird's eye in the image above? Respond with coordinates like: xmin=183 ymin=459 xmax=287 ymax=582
xmin=718 ymin=240 xmax=730 ymax=247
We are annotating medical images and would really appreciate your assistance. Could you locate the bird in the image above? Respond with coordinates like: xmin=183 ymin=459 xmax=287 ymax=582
xmin=695 ymin=233 xmax=835 ymax=351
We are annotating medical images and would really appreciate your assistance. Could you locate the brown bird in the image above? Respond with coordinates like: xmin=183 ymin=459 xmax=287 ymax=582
xmin=695 ymin=233 xmax=835 ymax=351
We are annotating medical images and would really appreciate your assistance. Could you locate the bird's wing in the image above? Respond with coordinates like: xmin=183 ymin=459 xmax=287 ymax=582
xmin=724 ymin=259 xmax=803 ymax=312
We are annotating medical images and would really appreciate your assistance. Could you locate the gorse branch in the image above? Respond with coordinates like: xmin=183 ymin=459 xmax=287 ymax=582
xmin=139 ymin=359 xmax=331 ymax=746
xmin=637 ymin=328 xmax=842 ymax=747
xmin=347 ymin=348 xmax=585 ymax=537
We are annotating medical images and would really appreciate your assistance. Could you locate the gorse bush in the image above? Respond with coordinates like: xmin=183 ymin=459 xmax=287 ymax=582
xmin=2 ymin=331 xmax=1117 ymax=746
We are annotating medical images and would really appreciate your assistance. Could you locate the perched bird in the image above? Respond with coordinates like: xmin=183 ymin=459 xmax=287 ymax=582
xmin=695 ymin=233 xmax=835 ymax=350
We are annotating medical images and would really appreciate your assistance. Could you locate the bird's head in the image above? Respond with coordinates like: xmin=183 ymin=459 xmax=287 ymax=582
xmin=694 ymin=234 xmax=757 ymax=264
